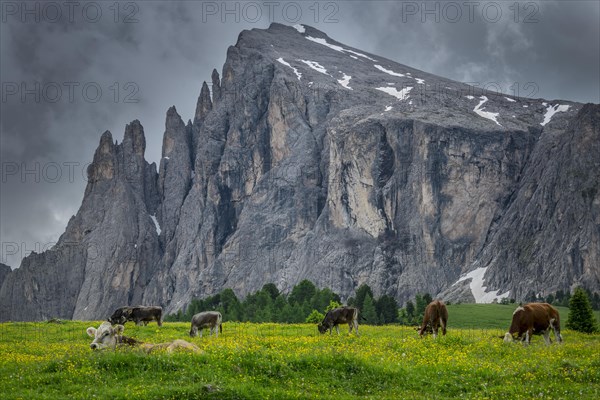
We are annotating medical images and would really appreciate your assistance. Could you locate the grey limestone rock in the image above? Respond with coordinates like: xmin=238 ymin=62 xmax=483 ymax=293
xmin=1 ymin=23 xmax=598 ymax=320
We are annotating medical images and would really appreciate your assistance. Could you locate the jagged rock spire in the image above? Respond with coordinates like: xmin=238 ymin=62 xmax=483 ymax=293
xmin=194 ymin=81 xmax=212 ymax=126
xmin=122 ymin=119 xmax=146 ymax=158
xmin=97 ymin=130 xmax=115 ymax=155
xmin=86 ymin=130 xmax=115 ymax=187
xmin=158 ymin=106 xmax=193 ymax=244
xmin=163 ymin=106 xmax=187 ymax=154
xmin=211 ymin=69 xmax=221 ymax=105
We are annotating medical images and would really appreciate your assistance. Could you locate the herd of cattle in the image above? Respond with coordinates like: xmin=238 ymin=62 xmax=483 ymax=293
xmin=86 ymin=301 xmax=564 ymax=352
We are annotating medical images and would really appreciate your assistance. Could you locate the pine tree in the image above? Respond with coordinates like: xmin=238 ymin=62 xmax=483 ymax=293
xmin=415 ymin=294 xmax=427 ymax=319
xmin=423 ymin=293 xmax=433 ymax=305
xmin=397 ymin=308 xmax=410 ymax=325
xmin=375 ymin=294 xmax=399 ymax=324
xmin=361 ymin=293 xmax=378 ymax=325
xmin=405 ymin=300 xmax=415 ymax=319
xmin=271 ymin=295 xmax=287 ymax=322
xmin=261 ymin=283 xmax=280 ymax=300
xmin=355 ymin=284 xmax=374 ymax=311
xmin=219 ymin=288 xmax=242 ymax=321
xmin=288 ymin=280 xmax=317 ymax=305
xmin=567 ymin=287 xmax=598 ymax=333
xmin=311 ymin=288 xmax=341 ymax=312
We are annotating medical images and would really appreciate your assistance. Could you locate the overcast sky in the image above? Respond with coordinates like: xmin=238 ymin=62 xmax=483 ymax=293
xmin=1 ymin=0 xmax=599 ymax=268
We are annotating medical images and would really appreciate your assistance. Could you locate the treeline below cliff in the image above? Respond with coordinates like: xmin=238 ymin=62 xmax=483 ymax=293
xmin=165 ymin=280 xmax=404 ymax=325
xmin=165 ymin=281 xmax=600 ymax=327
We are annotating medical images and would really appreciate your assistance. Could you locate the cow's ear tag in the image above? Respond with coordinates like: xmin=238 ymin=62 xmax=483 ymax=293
xmin=115 ymin=325 xmax=124 ymax=334
xmin=86 ymin=327 xmax=97 ymax=337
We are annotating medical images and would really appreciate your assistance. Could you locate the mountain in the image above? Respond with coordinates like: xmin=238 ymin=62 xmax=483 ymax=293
xmin=1 ymin=23 xmax=598 ymax=321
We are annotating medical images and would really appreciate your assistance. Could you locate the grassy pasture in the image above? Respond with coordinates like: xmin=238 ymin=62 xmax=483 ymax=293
xmin=1 ymin=312 xmax=599 ymax=399
xmin=446 ymin=303 xmax=600 ymax=330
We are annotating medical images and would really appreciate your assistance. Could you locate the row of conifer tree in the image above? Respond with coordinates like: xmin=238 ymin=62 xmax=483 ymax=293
xmin=165 ymin=281 xmax=598 ymax=332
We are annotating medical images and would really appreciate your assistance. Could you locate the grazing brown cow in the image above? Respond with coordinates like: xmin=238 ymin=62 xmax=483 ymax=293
xmin=318 ymin=307 xmax=359 ymax=335
xmin=189 ymin=311 xmax=223 ymax=338
xmin=503 ymin=303 xmax=562 ymax=345
xmin=87 ymin=322 xmax=200 ymax=353
xmin=418 ymin=300 xmax=448 ymax=338
xmin=109 ymin=306 xmax=162 ymax=326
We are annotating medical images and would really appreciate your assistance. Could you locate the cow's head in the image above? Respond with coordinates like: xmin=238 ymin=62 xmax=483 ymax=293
xmin=107 ymin=315 xmax=126 ymax=325
xmin=317 ymin=323 xmax=328 ymax=334
xmin=108 ymin=307 xmax=131 ymax=325
xmin=503 ymin=332 xmax=515 ymax=343
xmin=417 ymin=324 xmax=433 ymax=337
xmin=189 ymin=326 xmax=198 ymax=337
xmin=87 ymin=321 xmax=124 ymax=350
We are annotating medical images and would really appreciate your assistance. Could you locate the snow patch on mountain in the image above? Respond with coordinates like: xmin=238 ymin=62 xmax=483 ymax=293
xmin=414 ymin=78 xmax=425 ymax=85
xmin=276 ymin=58 xmax=302 ymax=80
xmin=150 ymin=215 xmax=161 ymax=236
xmin=541 ymin=104 xmax=571 ymax=126
xmin=504 ymin=97 xmax=516 ymax=103
xmin=300 ymin=60 xmax=330 ymax=76
xmin=473 ymin=96 xmax=501 ymax=126
xmin=338 ymin=73 xmax=352 ymax=90
xmin=306 ymin=36 xmax=377 ymax=61
xmin=293 ymin=24 xmax=305 ymax=33
xmin=376 ymin=86 xmax=412 ymax=101
xmin=453 ymin=267 xmax=510 ymax=303
xmin=374 ymin=64 xmax=405 ymax=77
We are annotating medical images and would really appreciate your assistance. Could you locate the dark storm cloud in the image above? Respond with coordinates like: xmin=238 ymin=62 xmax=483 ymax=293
xmin=334 ymin=0 xmax=599 ymax=102
xmin=1 ymin=0 xmax=598 ymax=268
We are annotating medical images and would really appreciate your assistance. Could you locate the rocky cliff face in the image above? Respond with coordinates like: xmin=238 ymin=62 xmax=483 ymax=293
xmin=1 ymin=24 xmax=598 ymax=320
xmin=468 ymin=104 xmax=600 ymax=300
xmin=0 ymin=264 xmax=11 ymax=290
xmin=1 ymin=122 xmax=161 ymax=320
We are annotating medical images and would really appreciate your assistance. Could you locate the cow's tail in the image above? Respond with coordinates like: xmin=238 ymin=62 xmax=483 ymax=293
xmin=218 ymin=313 xmax=223 ymax=333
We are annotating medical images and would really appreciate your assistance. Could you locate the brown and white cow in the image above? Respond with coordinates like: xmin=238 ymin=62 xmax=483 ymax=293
xmin=418 ymin=300 xmax=448 ymax=338
xmin=318 ymin=307 xmax=359 ymax=335
xmin=503 ymin=303 xmax=563 ymax=345
xmin=87 ymin=321 xmax=200 ymax=353
xmin=108 ymin=305 xmax=163 ymax=326
xmin=189 ymin=311 xmax=223 ymax=338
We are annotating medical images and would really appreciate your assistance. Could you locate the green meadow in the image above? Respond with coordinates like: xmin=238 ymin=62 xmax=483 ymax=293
xmin=446 ymin=303 xmax=600 ymax=330
xmin=1 ymin=305 xmax=599 ymax=399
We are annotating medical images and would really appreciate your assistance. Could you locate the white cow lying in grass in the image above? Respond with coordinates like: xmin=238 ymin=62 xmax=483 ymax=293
xmin=87 ymin=321 xmax=200 ymax=353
